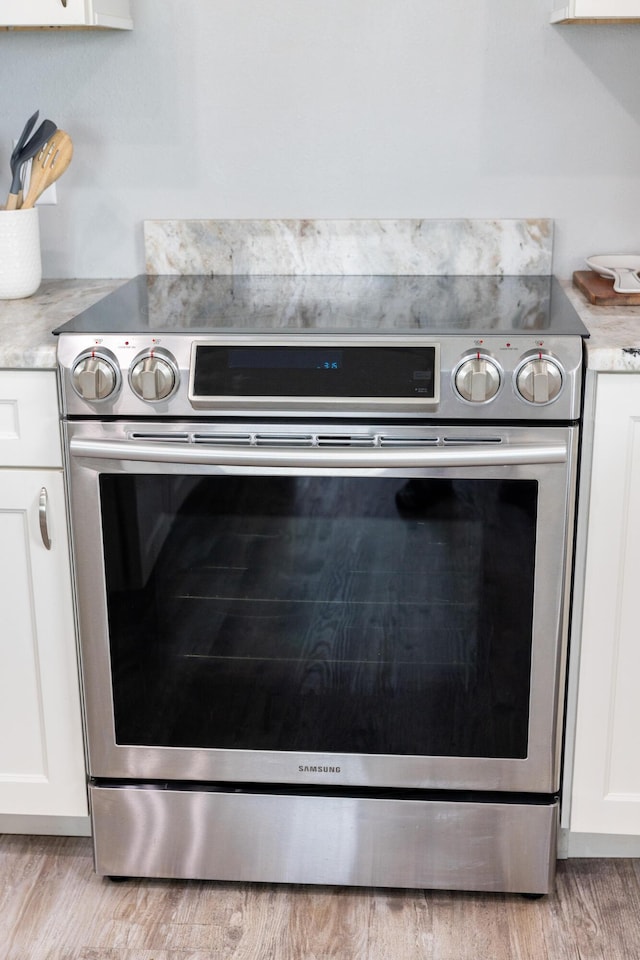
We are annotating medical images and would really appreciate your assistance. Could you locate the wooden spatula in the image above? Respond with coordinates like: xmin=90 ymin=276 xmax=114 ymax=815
xmin=21 ymin=130 xmax=73 ymax=209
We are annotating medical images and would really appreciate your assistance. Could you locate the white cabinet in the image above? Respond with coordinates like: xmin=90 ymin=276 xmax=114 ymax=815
xmin=0 ymin=0 xmax=132 ymax=30
xmin=0 ymin=371 xmax=87 ymax=819
xmin=569 ymin=374 xmax=640 ymax=835
xmin=552 ymin=1 xmax=640 ymax=22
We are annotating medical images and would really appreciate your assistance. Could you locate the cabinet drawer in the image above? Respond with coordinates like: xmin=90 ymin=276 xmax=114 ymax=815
xmin=0 ymin=371 xmax=61 ymax=468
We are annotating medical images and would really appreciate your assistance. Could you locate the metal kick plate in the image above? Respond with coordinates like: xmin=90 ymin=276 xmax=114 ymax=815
xmin=91 ymin=785 xmax=558 ymax=894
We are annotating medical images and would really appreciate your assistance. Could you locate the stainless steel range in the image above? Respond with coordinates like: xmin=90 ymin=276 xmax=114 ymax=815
xmin=55 ymin=274 xmax=588 ymax=895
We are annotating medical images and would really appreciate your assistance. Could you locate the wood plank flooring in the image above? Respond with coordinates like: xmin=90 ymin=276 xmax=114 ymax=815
xmin=1 ymin=835 xmax=639 ymax=960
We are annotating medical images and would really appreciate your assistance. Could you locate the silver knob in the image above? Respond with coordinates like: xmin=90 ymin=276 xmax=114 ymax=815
xmin=129 ymin=349 xmax=178 ymax=402
xmin=71 ymin=350 xmax=120 ymax=401
xmin=516 ymin=356 xmax=563 ymax=404
xmin=454 ymin=356 xmax=501 ymax=403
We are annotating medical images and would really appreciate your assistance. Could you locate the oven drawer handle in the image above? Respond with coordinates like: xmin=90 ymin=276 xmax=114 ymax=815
xmin=69 ymin=437 xmax=568 ymax=468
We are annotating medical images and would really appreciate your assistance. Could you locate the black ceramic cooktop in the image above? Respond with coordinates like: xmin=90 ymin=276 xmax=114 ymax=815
xmin=54 ymin=274 xmax=589 ymax=339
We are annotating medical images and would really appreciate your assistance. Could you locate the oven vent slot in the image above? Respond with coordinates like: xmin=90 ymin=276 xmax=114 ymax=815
xmin=192 ymin=433 xmax=318 ymax=447
xmin=378 ymin=436 xmax=439 ymax=447
xmin=442 ymin=436 xmax=503 ymax=446
xmin=254 ymin=434 xmax=315 ymax=447
xmin=315 ymin=435 xmax=376 ymax=447
xmin=193 ymin=433 xmax=255 ymax=446
xmin=130 ymin=432 xmax=191 ymax=443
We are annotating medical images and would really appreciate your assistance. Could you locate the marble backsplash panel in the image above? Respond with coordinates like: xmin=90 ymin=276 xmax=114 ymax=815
xmin=144 ymin=219 xmax=553 ymax=276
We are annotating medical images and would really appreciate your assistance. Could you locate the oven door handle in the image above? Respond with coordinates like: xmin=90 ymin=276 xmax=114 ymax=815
xmin=69 ymin=437 xmax=568 ymax=468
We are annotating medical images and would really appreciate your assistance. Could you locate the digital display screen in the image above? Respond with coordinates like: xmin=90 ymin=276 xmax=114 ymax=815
xmin=228 ymin=348 xmax=342 ymax=372
xmin=192 ymin=345 xmax=437 ymax=400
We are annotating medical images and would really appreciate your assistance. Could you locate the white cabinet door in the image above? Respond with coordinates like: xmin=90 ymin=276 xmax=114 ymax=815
xmin=552 ymin=1 xmax=640 ymax=21
xmin=0 ymin=0 xmax=132 ymax=29
xmin=570 ymin=374 xmax=640 ymax=835
xmin=0 ymin=469 xmax=87 ymax=817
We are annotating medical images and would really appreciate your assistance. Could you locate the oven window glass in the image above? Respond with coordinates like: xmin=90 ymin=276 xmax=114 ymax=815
xmin=100 ymin=474 xmax=537 ymax=759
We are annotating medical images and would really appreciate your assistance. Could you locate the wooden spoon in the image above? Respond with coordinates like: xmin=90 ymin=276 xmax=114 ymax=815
xmin=21 ymin=131 xmax=73 ymax=209
xmin=5 ymin=117 xmax=57 ymax=211
xmin=5 ymin=109 xmax=39 ymax=210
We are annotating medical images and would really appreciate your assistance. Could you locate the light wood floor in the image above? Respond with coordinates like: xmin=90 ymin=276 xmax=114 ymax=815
xmin=1 ymin=835 xmax=639 ymax=960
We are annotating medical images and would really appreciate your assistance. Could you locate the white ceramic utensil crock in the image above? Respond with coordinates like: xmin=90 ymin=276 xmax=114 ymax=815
xmin=0 ymin=207 xmax=42 ymax=299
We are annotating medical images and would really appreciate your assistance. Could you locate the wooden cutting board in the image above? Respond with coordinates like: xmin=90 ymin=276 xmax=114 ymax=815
xmin=573 ymin=270 xmax=640 ymax=306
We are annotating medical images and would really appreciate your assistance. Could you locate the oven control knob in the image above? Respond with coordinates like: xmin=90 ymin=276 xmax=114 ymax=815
xmin=129 ymin=349 xmax=179 ymax=402
xmin=71 ymin=349 xmax=120 ymax=402
xmin=516 ymin=355 xmax=563 ymax=405
xmin=454 ymin=356 xmax=501 ymax=403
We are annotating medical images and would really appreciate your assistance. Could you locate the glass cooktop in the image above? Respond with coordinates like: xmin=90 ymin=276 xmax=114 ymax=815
xmin=54 ymin=274 xmax=589 ymax=339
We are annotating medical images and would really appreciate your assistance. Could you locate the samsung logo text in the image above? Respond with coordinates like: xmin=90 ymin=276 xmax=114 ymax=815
xmin=298 ymin=765 xmax=341 ymax=774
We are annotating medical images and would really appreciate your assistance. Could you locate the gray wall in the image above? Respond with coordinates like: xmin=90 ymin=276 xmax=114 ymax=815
xmin=2 ymin=0 xmax=640 ymax=280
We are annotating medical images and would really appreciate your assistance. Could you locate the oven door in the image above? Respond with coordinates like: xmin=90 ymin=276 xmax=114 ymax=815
xmin=65 ymin=420 xmax=578 ymax=795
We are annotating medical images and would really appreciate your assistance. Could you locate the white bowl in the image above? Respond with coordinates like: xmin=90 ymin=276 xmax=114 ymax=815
xmin=586 ymin=255 xmax=640 ymax=294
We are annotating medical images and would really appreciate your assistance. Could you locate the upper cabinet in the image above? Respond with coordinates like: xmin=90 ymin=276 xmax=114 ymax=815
xmin=552 ymin=0 xmax=640 ymax=21
xmin=0 ymin=0 xmax=132 ymax=30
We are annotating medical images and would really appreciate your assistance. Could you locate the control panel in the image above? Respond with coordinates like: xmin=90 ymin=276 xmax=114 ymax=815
xmin=57 ymin=333 xmax=583 ymax=421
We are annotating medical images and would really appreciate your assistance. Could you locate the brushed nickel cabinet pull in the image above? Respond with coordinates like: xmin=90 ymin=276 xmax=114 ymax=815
xmin=39 ymin=487 xmax=52 ymax=550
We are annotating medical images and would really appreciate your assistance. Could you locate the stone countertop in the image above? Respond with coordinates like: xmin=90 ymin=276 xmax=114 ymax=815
xmin=2 ymin=276 xmax=640 ymax=373
xmin=560 ymin=279 xmax=640 ymax=373
xmin=0 ymin=279 xmax=127 ymax=370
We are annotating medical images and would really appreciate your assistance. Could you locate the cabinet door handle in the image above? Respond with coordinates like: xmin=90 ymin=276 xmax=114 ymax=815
xmin=61 ymin=1 xmax=68 ymax=7
xmin=39 ymin=487 xmax=52 ymax=550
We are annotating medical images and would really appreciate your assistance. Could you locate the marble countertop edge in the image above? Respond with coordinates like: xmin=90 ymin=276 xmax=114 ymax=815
xmin=0 ymin=279 xmax=129 ymax=371
xmin=559 ymin=280 xmax=640 ymax=372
